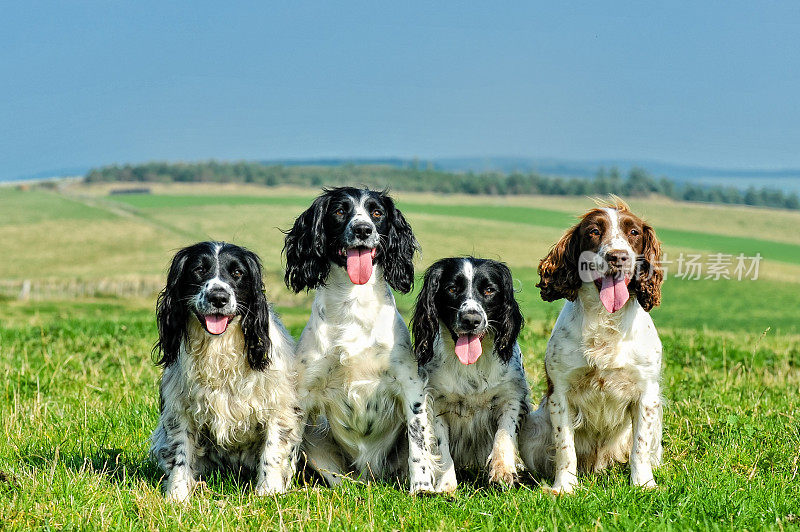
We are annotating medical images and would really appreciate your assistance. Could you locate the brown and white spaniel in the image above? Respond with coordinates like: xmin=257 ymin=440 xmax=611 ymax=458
xmin=520 ymin=197 xmax=664 ymax=494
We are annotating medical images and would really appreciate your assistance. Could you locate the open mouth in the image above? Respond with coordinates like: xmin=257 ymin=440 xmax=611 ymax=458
xmin=196 ymin=312 xmax=234 ymax=335
xmin=454 ymin=332 xmax=486 ymax=365
xmin=339 ymin=246 xmax=377 ymax=285
xmin=594 ymin=274 xmax=631 ymax=314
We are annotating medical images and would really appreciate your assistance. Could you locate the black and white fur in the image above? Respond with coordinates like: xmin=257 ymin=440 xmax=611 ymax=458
xmin=284 ymin=187 xmax=439 ymax=493
xmin=149 ymin=242 xmax=301 ymax=502
xmin=412 ymin=257 xmax=529 ymax=492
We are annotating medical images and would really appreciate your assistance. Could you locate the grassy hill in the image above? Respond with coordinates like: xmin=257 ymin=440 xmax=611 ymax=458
xmin=5 ymin=183 xmax=800 ymax=332
xmin=0 ymin=182 xmax=798 ymax=529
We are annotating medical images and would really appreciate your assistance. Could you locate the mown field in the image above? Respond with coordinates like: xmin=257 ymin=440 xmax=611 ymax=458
xmin=1 ymin=183 xmax=799 ymax=530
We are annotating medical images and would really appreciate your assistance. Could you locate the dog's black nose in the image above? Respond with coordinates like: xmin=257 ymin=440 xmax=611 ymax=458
xmin=352 ymin=222 xmax=374 ymax=240
xmin=605 ymin=250 xmax=631 ymax=267
xmin=459 ymin=310 xmax=483 ymax=331
xmin=207 ymin=289 xmax=230 ymax=309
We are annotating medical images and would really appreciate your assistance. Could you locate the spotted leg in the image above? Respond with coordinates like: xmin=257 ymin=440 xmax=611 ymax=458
xmin=255 ymin=412 xmax=301 ymax=495
xmin=548 ymin=388 xmax=578 ymax=494
xmin=432 ymin=414 xmax=457 ymax=493
xmin=630 ymin=382 xmax=661 ymax=488
xmin=403 ymin=385 xmax=437 ymax=494
xmin=488 ymin=399 xmax=523 ymax=486
xmin=161 ymin=414 xmax=198 ymax=502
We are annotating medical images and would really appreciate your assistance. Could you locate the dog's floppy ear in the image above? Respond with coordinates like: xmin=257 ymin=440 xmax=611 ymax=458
xmin=411 ymin=261 xmax=444 ymax=367
xmin=633 ymin=222 xmax=663 ymax=312
xmin=536 ymin=223 xmax=582 ymax=302
xmin=283 ymin=194 xmax=331 ymax=293
xmin=381 ymin=194 xmax=419 ymax=293
xmin=153 ymin=247 xmax=192 ymax=367
xmin=240 ymin=248 xmax=272 ymax=370
xmin=493 ymin=262 xmax=524 ymax=363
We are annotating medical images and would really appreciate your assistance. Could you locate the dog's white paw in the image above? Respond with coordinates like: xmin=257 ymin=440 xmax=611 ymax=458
xmin=631 ymin=462 xmax=657 ymax=489
xmin=409 ymin=479 xmax=436 ymax=495
xmin=435 ymin=467 xmax=458 ymax=494
xmin=254 ymin=482 xmax=286 ymax=496
xmin=165 ymin=482 xmax=192 ymax=503
xmin=409 ymin=458 xmax=436 ymax=495
xmin=631 ymin=474 xmax=657 ymax=489
xmin=488 ymin=456 xmax=518 ymax=487
xmin=546 ymin=475 xmax=577 ymax=495
xmin=255 ymin=469 xmax=289 ymax=496
xmin=487 ymin=438 xmax=519 ymax=487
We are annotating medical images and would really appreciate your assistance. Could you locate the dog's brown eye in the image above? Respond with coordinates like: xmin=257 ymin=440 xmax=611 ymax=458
xmin=193 ymin=266 xmax=205 ymax=275
xmin=630 ymin=229 xmax=640 ymax=236
xmin=232 ymin=269 xmax=243 ymax=280
xmin=447 ymin=286 xmax=457 ymax=294
xmin=334 ymin=208 xmax=345 ymax=217
xmin=372 ymin=209 xmax=383 ymax=218
xmin=484 ymin=287 xmax=495 ymax=296
xmin=589 ymin=228 xmax=601 ymax=237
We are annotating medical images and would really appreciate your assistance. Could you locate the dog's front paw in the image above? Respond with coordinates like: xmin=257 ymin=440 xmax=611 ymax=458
xmin=409 ymin=481 xmax=436 ymax=495
xmin=254 ymin=482 xmax=287 ymax=496
xmin=488 ymin=456 xmax=518 ymax=487
xmin=255 ymin=468 xmax=289 ymax=496
xmin=487 ymin=439 xmax=519 ymax=487
xmin=545 ymin=483 xmax=576 ymax=495
xmin=546 ymin=475 xmax=577 ymax=495
xmin=435 ymin=467 xmax=458 ymax=494
xmin=631 ymin=474 xmax=657 ymax=490
xmin=165 ymin=481 xmax=192 ymax=503
xmin=631 ymin=461 xmax=657 ymax=489
xmin=408 ymin=458 xmax=436 ymax=495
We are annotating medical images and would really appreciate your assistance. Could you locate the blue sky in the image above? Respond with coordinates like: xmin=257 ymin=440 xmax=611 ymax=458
xmin=2 ymin=1 xmax=799 ymax=179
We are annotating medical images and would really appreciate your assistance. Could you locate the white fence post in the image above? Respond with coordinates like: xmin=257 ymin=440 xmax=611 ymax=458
xmin=18 ymin=280 xmax=31 ymax=301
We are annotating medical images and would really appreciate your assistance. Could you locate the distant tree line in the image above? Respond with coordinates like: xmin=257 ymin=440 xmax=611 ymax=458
xmin=85 ymin=161 xmax=800 ymax=210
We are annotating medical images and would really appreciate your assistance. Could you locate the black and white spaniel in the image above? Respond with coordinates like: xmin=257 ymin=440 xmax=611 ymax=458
xmin=412 ymin=257 xmax=530 ymax=492
xmin=520 ymin=198 xmax=664 ymax=494
xmin=284 ymin=187 xmax=439 ymax=494
xmin=149 ymin=242 xmax=301 ymax=501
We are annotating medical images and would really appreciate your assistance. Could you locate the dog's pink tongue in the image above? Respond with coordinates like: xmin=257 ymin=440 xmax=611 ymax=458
xmin=346 ymin=248 xmax=374 ymax=285
xmin=599 ymin=275 xmax=630 ymax=313
xmin=455 ymin=335 xmax=483 ymax=365
xmin=204 ymin=315 xmax=229 ymax=335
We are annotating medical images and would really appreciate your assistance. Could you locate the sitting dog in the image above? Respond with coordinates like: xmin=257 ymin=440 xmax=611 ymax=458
xmin=284 ymin=187 xmax=439 ymax=493
xmin=520 ymin=198 xmax=664 ymax=494
xmin=412 ymin=257 xmax=530 ymax=492
xmin=149 ymin=242 xmax=300 ymax=501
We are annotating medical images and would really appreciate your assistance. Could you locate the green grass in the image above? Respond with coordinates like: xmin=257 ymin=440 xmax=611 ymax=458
xmin=0 ymin=301 xmax=797 ymax=530
xmin=107 ymin=193 xmax=800 ymax=266
xmin=400 ymin=202 xmax=800 ymax=266
xmin=108 ymin=193 xmax=314 ymax=210
xmin=652 ymin=277 xmax=800 ymax=334
xmin=1 ymin=188 xmax=116 ymax=225
xmin=1 ymin=185 xmax=799 ymax=529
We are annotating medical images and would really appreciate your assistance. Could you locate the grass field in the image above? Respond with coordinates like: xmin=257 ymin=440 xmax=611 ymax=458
xmin=1 ymin=183 xmax=799 ymax=530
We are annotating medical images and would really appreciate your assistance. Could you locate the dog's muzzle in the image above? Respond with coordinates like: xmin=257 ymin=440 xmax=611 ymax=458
xmin=194 ymin=282 xmax=237 ymax=335
xmin=344 ymin=220 xmax=380 ymax=250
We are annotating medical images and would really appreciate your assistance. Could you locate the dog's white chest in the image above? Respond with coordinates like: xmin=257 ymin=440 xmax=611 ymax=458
xmin=430 ymin=363 xmax=496 ymax=415
xmin=326 ymin=373 xmax=402 ymax=443
xmin=186 ymin=365 xmax=268 ymax=447
xmin=313 ymin=331 xmax=403 ymax=439
xmin=567 ymin=365 xmax=641 ymax=435
xmin=175 ymin=321 xmax=279 ymax=448
xmin=296 ymin=277 xmax=411 ymax=459
xmin=570 ymin=366 xmax=638 ymax=402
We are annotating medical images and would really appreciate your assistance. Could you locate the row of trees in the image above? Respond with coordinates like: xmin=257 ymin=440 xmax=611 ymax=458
xmin=84 ymin=161 xmax=800 ymax=210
